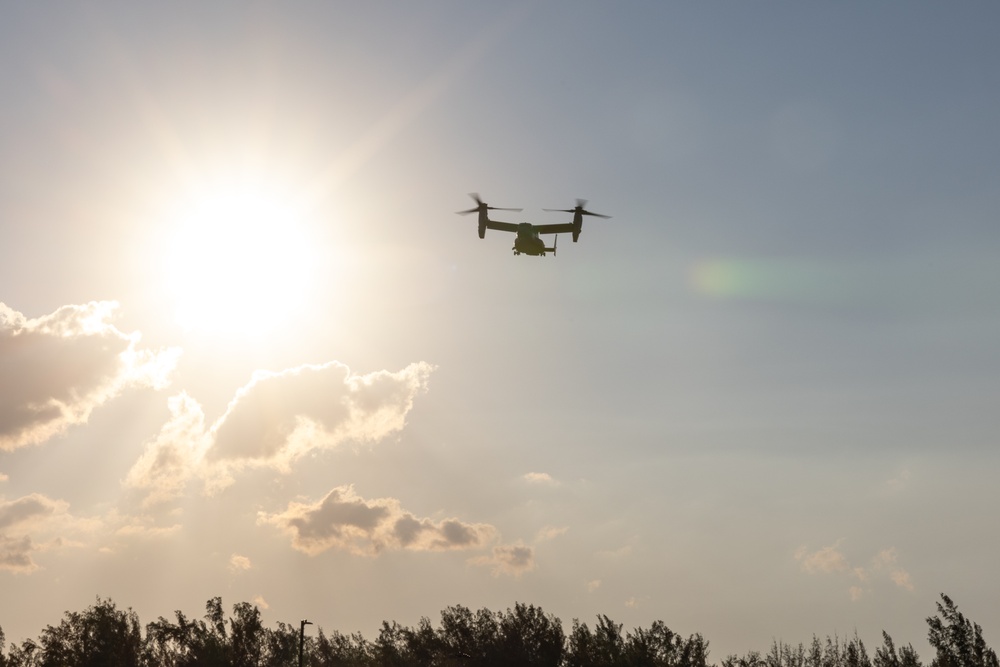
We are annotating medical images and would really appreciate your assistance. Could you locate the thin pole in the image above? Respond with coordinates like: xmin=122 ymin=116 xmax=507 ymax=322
xmin=299 ymin=619 xmax=312 ymax=667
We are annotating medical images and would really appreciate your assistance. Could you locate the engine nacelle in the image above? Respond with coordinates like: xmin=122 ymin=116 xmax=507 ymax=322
xmin=478 ymin=221 xmax=486 ymax=239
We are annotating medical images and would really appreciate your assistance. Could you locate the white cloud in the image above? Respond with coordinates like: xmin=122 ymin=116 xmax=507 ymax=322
xmin=229 ymin=554 xmax=252 ymax=572
xmin=586 ymin=579 xmax=601 ymax=592
xmin=258 ymin=485 xmax=496 ymax=557
xmin=796 ymin=541 xmax=916 ymax=598
xmin=123 ymin=361 xmax=434 ymax=503
xmin=123 ymin=392 xmax=208 ymax=507
xmin=0 ymin=301 xmax=180 ymax=451
xmin=890 ymin=569 xmax=915 ymax=591
xmin=795 ymin=541 xmax=849 ymax=574
xmin=523 ymin=472 xmax=556 ymax=485
xmin=252 ymin=595 xmax=269 ymax=610
xmin=209 ymin=361 xmax=433 ymax=466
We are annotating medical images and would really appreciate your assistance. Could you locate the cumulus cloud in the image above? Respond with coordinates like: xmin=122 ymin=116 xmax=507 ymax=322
xmin=796 ymin=541 xmax=915 ymax=598
xmin=586 ymin=579 xmax=602 ymax=592
xmin=523 ymin=472 xmax=556 ymax=485
xmin=258 ymin=485 xmax=496 ymax=557
xmin=210 ymin=361 xmax=433 ymax=465
xmin=0 ymin=301 xmax=180 ymax=451
xmin=0 ymin=493 xmax=88 ymax=573
xmin=123 ymin=361 xmax=434 ymax=503
xmin=471 ymin=542 xmax=536 ymax=578
xmin=795 ymin=541 xmax=849 ymax=574
xmin=229 ymin=554 xmax=252 ymax=572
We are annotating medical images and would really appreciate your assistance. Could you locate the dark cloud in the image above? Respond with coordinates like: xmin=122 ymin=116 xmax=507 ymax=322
xmin=0 ymin=302 xmax=179 ymax=451
xmin=0 ymin=534 xmax=35 ymax=573
xmin=0 ymin=493 xmax=60 ymax=530
xmin=0 ymin=494 xmax=82 ymax=573
xmin=259 ymin=485 xmax=496 ymax=556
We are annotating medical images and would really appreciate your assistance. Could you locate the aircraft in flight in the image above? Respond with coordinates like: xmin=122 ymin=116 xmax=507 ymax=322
xmin=456 ymin=194 xmax=610 ymax=256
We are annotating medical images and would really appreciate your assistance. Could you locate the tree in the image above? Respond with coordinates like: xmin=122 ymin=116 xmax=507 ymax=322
xmin=874 ymin=631 xmax=922 ymax=667
xmin=494 ymin=603 xmax=564 ymax=667
xmin=926 ymin=594 xmax=999 ymax=667
xmin=35 ymin=598 xmax=142 ymax=667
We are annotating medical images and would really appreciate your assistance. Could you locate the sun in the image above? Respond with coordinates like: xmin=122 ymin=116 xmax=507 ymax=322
xmin=163 ymin=183 xmax=318 ymax=338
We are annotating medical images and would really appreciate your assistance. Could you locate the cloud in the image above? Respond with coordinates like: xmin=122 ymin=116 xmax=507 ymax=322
xmin=471 ymin=542 xmax=536 ymax=578
xmin=0 ymin=535 xmax=36 ymax=573
xmin=586 ymin=579 xmax=602 ymax=592
xmin=0 ymin=301 xmax=180 ymax=451
xmin=795 ymin=541 xmax=849 ymax=574
xmin=890 ymin=569 xmax=915 ymax=591
xmin=796 ymin=541 xmax=915 ymax=598
xmin=209 ymin=361 xmax=434 ymax=465
xmin=0 ymin=494 xmax=89 ymax=573
xmin=123 ymin=361 xmax=434 ymax=503
xmin=229 ymin=554 xmax=252 ymax=572
xmin=252 ymin=595 xmax=269 ymax=610
xmin=523 ymin=472 xmax=556 ymax=485
xmin=258 ymin=485 xmax=496 ymax=557
xmin=535 ymin=526 xmax=568 ymax=542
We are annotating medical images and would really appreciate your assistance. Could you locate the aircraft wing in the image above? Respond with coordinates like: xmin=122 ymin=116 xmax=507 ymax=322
xmin=532 ymin=223 xmax=574 ymax=235
xmin=485 ymin=220 xmax=520 ymax=233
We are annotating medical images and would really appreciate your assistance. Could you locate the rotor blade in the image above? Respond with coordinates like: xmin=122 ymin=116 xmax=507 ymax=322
xmin=576 ymin=198 xmax=588 ymax=209
xmin=542 ymin=208 xmax=574 ymax=213
xmin=581 ymin=210 xmax=611 ymax=219
xmin=468 ymin=193 xmax=484 ymax=205
xmin=456 ymin=207 xmax=480 ymax=215
xmin=487 ymin=206 xmax=522 ymax=212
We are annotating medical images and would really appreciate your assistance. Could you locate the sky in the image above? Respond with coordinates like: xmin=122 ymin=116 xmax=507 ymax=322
xmin=1 ymin=2 xmax=999 ymax=661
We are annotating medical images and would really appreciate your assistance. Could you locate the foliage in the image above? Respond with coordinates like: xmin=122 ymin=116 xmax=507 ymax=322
xmin=926 ymin=594 xmax=999 ymax=667
xmin=0 ymin=593 xmax=995 ymax=667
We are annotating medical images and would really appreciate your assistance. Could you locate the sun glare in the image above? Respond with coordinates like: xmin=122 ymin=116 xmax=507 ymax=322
xmin=164 ymin=185 xmax=318 ymax=337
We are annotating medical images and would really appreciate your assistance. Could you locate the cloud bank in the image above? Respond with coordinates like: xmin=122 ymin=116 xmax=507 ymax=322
xmin=0 ymin=302 xmax=180 ymax=451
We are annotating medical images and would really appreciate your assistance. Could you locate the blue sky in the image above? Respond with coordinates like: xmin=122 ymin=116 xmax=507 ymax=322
xmin=1 ymin=2 xmax=999 ymax=661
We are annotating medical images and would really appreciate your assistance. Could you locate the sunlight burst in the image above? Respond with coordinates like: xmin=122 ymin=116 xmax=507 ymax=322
xmin=164 ymin=184 xmax=318 ymax=337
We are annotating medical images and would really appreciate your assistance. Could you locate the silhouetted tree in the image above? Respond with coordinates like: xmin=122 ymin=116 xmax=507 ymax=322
xmin=33 ymin=598 xmax=142 ymax=667
xmin=873 ymin=631 xmax=922 ymax=667
xmin=310 ymin=628 xmax=372 ymax=667
xmin=926 ymin=594 xmax=998 ymax=667
xmin=565 ymin=615 xmax=624 ymax=667
xmin=262 ymin=621 xmax=301 ymax=667
xmin=436 ymin=605 xmax=499 ymax=667
xmin=494 ymin=603 xmax=564 ymax=667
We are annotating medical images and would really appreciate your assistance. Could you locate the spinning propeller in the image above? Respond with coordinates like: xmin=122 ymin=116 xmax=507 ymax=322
xmin=543 ymin=199 xmax=611 ymax=219
xmin=456 ymin=193 xmax=522 ymax=216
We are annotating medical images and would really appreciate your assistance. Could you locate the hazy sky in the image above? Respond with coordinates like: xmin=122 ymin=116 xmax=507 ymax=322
xmin=2 ymin=2 xmax=999 ymax=660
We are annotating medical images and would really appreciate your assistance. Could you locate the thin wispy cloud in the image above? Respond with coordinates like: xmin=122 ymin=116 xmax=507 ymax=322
xmin=0 ymin=302 xmax=180 ymax=451
xmin=796 ymin=541 xmax=915 ymax=599
xmin=472 ymin=542 xmax=536 ymax=578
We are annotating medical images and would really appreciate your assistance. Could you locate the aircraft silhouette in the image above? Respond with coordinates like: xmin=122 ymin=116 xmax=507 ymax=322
xmin=456 ymin=194 xmax=610 ymax=256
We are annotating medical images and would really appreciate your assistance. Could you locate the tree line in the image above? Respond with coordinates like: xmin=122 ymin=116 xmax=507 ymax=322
xmin=0 ymin=593 xmax=995 ymax=667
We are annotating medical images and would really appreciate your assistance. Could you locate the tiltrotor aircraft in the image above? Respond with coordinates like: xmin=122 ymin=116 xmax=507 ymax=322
xmin=456 ymin=194 xmax=610 ymax=256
